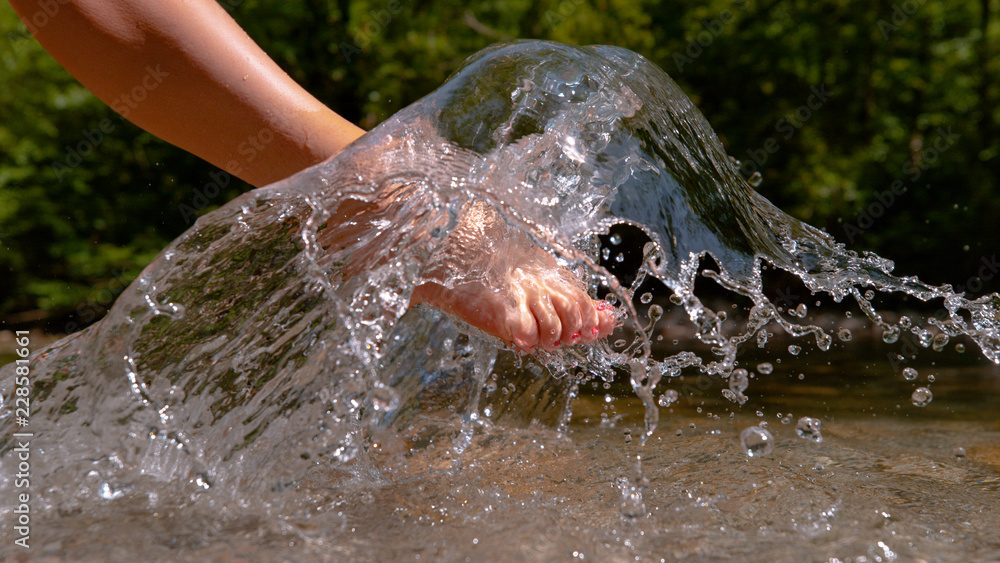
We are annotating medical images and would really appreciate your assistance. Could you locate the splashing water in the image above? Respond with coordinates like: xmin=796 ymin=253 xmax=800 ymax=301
xmin=740 ymin=425 xmax=775 ymax=457
xmin=911 ymin=386 xmax=934 ymax=407
xmin=795 ymin=416 xmax=823 ymax=443
xmin=1 ymin=41 xmax=999 ymax=557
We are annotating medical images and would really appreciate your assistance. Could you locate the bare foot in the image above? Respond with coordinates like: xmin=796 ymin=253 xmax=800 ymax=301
xmin=319 ymin=191 xmax=616 ymax=351
xmin=410 ymin=202 xmax=616 ymax=351
xmin=411 ymin=269 xmax=616 ymax=352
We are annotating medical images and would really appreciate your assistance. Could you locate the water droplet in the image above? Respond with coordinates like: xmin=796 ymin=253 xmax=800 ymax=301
xmin=953 ymin=446 xmax=967 ymax=459
xmin=642 ymin=241 xmax=656 ymax=256
xmin=902 ymin=367 xmax=918 ymax=381
xmin=485 ymin=381 xmax=497 ymax=393
xmin=623 ymin=429 xmax=632 ymax=444
xmin=955 ymin=343 xmax=966 ymax=353
xmin=756 ymin=362 xmax=773 ymax=375
xmin=640 ymin=292 xmax=653 ymax=304
xmin=794 ymin=303 xmax=808 ymax=318
xmin=864 ymin=289 xmax=875 ymax=300
xmin=602 ymin=247 xmax=611 ymax=260
xmin=658 ymin=389 xmax=678 ymax=407
xmin=927 ymin=374 xmax=935 ymax=383
xmin=795 ymin=417 xmax=823 ymax=443
xmin=899 ymin=316 xmax=912 ymax=329
xmin=816 ymin=333 xmax=832 ymax=351
xmin=882 ymin=325 xmax=900 ymax=344
xmin=911 ymin=386 xmax=933 ymax=407
xmin=916 ymin=329 xmax=933 ymax=348
xmin=619 ymin=485 xmax=645 ymax=518
xmin=932 ymin=333 xmax=949 ymax=351
xmin=756 ymin=330 xmax=768 ymax=347
xmin=669 ymin=293 xmax=683 ymax=305
xmin=740 ymin=426 xmax=774 ymax=458
xmin=614 ymin=253 xmax=625 ymax=263
xmin=647 ymin=304 xmax=663 ymax=320
xmin=614 ymin=339 xmax=627 ymax=348
xmin=729 ymin=369 xmax=749 ymax=393
xmin=604 ymin=394 xmax=614 ymax=403
xmin=747 ymin=171 xmax=763 ymax=187
xmin=837 ymin=328 xmax=852 ymax=342
xmin=788 ymin=344 xmax=802 ymax=356
xmin=609 ymin=234 xmax=622 ymax=245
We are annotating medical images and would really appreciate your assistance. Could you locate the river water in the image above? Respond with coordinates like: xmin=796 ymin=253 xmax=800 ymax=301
xmin=1 ymin=41 xmax=998 ymax=561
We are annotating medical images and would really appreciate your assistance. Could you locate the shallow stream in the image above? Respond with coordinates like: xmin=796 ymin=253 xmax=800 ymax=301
xmin=7 ymin=331 xmax=999 ymax=562
xmin=1 ymin=41 xmax=998 ymax=562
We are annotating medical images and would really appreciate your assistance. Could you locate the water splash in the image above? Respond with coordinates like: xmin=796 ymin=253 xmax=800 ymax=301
xmin=911 ymin=387 xmax=934 ymax=407
xmin=795 ymin=416 xmax=823 ymax=443
xmin=740 ymin=425 xmax=775 ymax=457
xmin=1 ymin=40 xmax=998 ymax=514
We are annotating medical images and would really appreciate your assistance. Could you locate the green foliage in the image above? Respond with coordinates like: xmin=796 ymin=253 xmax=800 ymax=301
xmin=0 ymin=7 xmax=247 ymax=322
xmin=1 ymin=0 xmax=999 ymax=327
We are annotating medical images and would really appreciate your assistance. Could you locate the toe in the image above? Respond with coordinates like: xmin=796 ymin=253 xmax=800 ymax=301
xmin=508 ymin=291 xmax=539 ymax=351
xmin=549 ymin=288 xmax=585 ymax=345
xmin=528 ymin=291 xmax=562 ymax=350
xmin=578 ymin=298 xmax=601 ymax=343
xmin=595 ymin=301 xmax=617 ymax=337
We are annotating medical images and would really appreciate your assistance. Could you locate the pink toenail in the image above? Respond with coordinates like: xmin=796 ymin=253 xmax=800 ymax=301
xmin=571 ymin=332 xmax=580 ymax=340
xmin=554 ymin=340 xmax=561 ymax=346
xmin=591 ymin=327 xmax=600 ymax=335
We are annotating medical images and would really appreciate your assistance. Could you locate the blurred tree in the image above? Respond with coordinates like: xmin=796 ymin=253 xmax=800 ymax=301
xmin=0 ymin=7 xmax=247 ymax=329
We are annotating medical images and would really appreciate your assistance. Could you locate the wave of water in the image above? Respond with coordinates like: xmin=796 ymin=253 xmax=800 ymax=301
xmin=1 ymin=41 xmax=998 ymax=520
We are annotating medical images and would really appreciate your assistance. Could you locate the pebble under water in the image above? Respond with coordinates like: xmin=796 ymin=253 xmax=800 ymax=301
xmin=1 ymin=41 xmax=999 ymax=561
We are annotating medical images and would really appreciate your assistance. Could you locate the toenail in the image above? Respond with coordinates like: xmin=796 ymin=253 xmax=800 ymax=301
xmin=591 ymin=327 xmax=599 ymax=335
xmin=571 ymin=332 xmax=580 ymax=340
xmin=554 ymin=340 xmax=561 ymax=346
